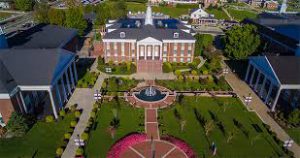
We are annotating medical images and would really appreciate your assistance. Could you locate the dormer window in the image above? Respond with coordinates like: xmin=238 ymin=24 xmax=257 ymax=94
xmin=174 ymin=32 xmax=179 ymax=38
xmin=120 ymin=32 xmax=125 ymax=38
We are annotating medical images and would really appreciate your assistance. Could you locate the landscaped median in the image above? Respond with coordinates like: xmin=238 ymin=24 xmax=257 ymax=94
xmin=0 ymin=110 xmax=77 ymax=158
xmin=84 ymin=99 xmax=144 ymax=158
xmin=158 ymin=97 xmax=288 ymax=157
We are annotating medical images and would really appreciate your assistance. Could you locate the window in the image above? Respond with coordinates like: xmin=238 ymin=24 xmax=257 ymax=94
xmin=120 ymin=32 xmax=125 ymax=38
xmin=174 ymin=43 xmax=177 ymax=50
xmin=181 ymin=43 xmax=185 ymax=50
xmin=154 ymin=46 xmax=159 ymax=56
xmin=106 ymin=43 xmax=110 ymax=50
xmin=173 ymin=32 xmax=179 ymax=38
xmin=121 ymin=43 xmax=125 ymax=56
xmin=107 ymin=50 xmax=110 ymax=56
xmin=187 ymin=50 xmax=192 ymax=57
xmin=188 ymin=43 xmax=192 ymax=50
xmin=114 ymin=42 xmax=117 ymax=50
xmin=187 ymin=58 xmax=191 ymax=62
xmin=140 ymin=46 xmax=145 ymax=56
xmin=163 ymin=58 xmax=167 ymax=62
xmin=180 ymin=58 xmax=184 ymax=62
xmin=147 ymin=46 xmax=151 ymax=56
xmin=181 ymin=51 xmax=184 ymax=57
xmin=173 ymin=58 xmax=177 ymax=62
xmin=0 ymin=113 xmax=5 ymax=127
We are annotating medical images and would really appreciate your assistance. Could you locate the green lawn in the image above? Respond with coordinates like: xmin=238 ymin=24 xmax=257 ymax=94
xmin=227 ymin=8 xmax=258 ymax=21
xmin=159 ymin=97 xmax=286 ymax=158
xmin=85 ymin=99 xmax=144 ymax=158
xmin=156 ymin=77 xmax=231 ymax=91
xmin=126 ymin=2 xmax=197 ymax=18
xmin=0 ymin=113 xmax=75 ymax=158
xmin=102 ymin=77 xmax=139 ymax=92
xmin=206 ymin=8 xmax=230 ymax=20
xmin=0 ymin=12 xmax=13 ymax=21
xmin=286 ymin=128 xmax=300 ymax=145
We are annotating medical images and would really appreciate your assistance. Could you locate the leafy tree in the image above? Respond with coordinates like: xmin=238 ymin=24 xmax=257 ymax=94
xmin=163 ymin=62 xmax=173 ymax=73
xmin=48 ymin=8 xmax=66 ymax=26
xmin=14 ymin=0 xmax=34 ymax=11
xmin=110 ymin=0 xmax=127 ymax=19
xmin=288 ymin=109 xmax=300 ymax=125
xmin=34 ymin=2 xmax=49 ymax=23
xmin=65 ymin=7 xmax=87 ymax=35
xmin=94 ymin=3 xmax=111 ymax=26
xmin=6 ymin=112 xmax=29 ymax=137
xmin=194 ymin=34 xmax=214 ymax=57
xmin=223 ymin=24 xmax=260 ymax=59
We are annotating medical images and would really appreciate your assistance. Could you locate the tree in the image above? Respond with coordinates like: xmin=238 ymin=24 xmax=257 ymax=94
xmin=48 ymin=8 xmax=66 ymax=26
xmin=94 ymin=3 xmax=111 ymax=26
xmin=110 ymin=0 xmax=127 ymax=19
xmin=14 ymin=0 xmax=34 ymax=11
xmin=34 ymin=2 xmax=49 ymax=23
xmin=223 ymin=24 xmax=260 ymax=59
xmin=194 ymin=34 xmax=214 ymax=57
xmin=6 ymin=112 xmax=29 ymax=137
xmin=204 ymin=120 xmax=215 ymax=136
xmin=65 ymin=7 xmax=87 ymax=35
xmin=288 ymin=109 xmax=300 ymax=125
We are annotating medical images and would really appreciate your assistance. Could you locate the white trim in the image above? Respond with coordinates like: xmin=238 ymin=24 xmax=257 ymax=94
xmin=103 ymin=39 xmax=136 ymax=42
xmin=0 ymin=93 xmax=10 ymax=99
xmin=281 ymin=84 xmax=300 ymax=89
xmin=19 ymin=85 xmax=50 ymax=91
xmin=162 ymin=40 xmax=196 ymax=43
xmin=48 ymin=88 xmax=58 ymax=119
xmin=265 ymin=56 xmax=282 ymax=85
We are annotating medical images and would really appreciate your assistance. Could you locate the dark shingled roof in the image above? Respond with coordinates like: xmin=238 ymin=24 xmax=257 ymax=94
xmin=7 ymin=24 xmax=77 ymax=49
xmin=267 ymin=56 xmax=300 ymax=85
xmin=0 ymin=49 xmax=75 ymax=89
xmin=104 ymin=24 xmax=194 ymax=41
xmin=0 ymin=60 xmax=17 ymax=93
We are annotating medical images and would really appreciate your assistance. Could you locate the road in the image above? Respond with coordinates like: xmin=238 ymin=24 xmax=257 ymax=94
xmin=1 ymin=12 xmax=34 ymax=36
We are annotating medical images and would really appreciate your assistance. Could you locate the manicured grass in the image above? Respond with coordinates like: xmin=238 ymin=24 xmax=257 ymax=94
xmin=0 ymin=12 xmax=13 ymax=21
xmin=0 ymin=113 xmax=75 ymax=157
xmin=206 ymin=8 xmax=230 ymax=20
xmin=156 ymin=77 xmax=231 ymax=91
xmin=227 ymin=8 xmax=257 ymax=21
xmin=85 ymin=99 xmax=144 ymax=158
xmin=159 ymin=97 xmax=286 ymax=158
xmin=102 ymin=77 xmax=139 ymax=92
xmin=126 ymin=2 xmax=197 ymax=18
xmin=286 ymin=128 xmax=300 ymax=145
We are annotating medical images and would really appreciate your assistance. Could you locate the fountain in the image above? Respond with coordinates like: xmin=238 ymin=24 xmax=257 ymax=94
xmin=134 ymin=86 xmax=166 ymax=102
xmin=145 ymin=86 xmax=157 ymax=97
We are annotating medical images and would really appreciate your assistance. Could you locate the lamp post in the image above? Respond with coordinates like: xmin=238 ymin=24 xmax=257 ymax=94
xmin=245 ymin=93 xmax=252 ymax=106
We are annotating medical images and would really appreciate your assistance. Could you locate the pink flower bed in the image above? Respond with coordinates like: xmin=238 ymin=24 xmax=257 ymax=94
xmin=107 ymin=133 xmax=147 ymax=158
xmin=161 ymin=135 xmax=197 ymax=158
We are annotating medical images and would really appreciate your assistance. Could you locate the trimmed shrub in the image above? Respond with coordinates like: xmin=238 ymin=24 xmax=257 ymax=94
xmin=90 ymin=111 xmax=96 ymax=119
xmin=45 ymin=115 xmax=54 ymax=123
xmin=81 ymin=132 xmax=89 ymax=141
xmin=70 ymin=120 xmax=77 ymax=127
xmin=70 ymin=104 xmax=77 ymax=112
xmin=64 ymin=133 xmax=71 ymax=140
xmin=76 ymin=147 xmax=84 ymax=156
xmin=75 ymin=110 xmax=81 ymax=118
xmin=56 ymin=147 xmax=64 ymax=157
xmin=175 ymin=70 xmax=181 ymax=76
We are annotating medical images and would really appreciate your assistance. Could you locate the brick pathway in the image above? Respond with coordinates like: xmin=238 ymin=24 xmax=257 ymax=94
xmin=145 ymin=108 xmax=159 ymax=140
xmin=225 ymin=71 xmax=300 ymax=158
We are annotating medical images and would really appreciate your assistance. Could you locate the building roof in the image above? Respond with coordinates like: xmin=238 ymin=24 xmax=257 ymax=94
xmin=104 ymin=19 xmax=194 ymax=41
xmin=266 ymin=56 xmax=300 ymax=85
xmin=0 ymin=49 xmax=75 ymax=93
xmin=7 ymin=24 xmax=77 ymax=49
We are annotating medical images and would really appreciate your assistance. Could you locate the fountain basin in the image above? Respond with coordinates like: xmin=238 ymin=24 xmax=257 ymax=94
xmin=134 ymin=86 xmax=166 ymax=102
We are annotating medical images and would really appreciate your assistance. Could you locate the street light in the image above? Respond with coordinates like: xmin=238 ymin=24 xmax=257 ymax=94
xmin=245 ymin=93 xmax=252 ymax=106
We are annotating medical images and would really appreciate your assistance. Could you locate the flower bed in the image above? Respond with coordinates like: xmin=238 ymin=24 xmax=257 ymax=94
xmin=161 ymin=135 xmax=197 ymax=158
xmin=107 ymin=133 xmax=147 ymax=158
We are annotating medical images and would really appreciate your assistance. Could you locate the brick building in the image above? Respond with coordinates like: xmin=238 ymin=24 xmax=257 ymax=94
xmin=102 ymin=5 xmax=196 ymax=73
xmin=0 ymin=24 xmax=79 ymax=126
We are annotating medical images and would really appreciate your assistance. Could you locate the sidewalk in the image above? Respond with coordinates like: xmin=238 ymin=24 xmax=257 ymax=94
xmin=225 ymin=72 xmax=300 ymax=158
xmin=61 ymin=75 xmax=105 ymax=158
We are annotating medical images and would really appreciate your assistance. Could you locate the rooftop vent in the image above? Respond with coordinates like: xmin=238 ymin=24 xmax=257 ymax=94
xmin=173 ymin=32 xmax=179 ymax=38
xmin=120 ymin=32 xmax=125 ymax=38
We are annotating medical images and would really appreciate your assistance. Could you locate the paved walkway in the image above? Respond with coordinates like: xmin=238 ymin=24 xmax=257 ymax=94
xmin=225 ymin=71 xmax=300 ymax=158
xmin=145 ymin=108 xmax=160 ymax=140
xmin=61 ymin=75 xmax=105 ymax=158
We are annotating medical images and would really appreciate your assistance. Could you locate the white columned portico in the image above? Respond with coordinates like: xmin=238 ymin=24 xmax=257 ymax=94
xmin=61 ymin=78 xmax=68 ymax=102
xmin=55 ymin=84 xmax=63 ymax=108
xmin=244 ymin=62 xmax=251 ymax=81
xmin=265 ymin=83 xmax=273 ymax=104
xmin=259 ymin=76 xmax=267 ymax=97
xmin=271 ymin=87 xmax=282 ymax=112
xmin=254 ymin=71 xmax=261 ymax=91
xmin=48 ymin=88 xmax=58 ymax=119
xmin=72 ymin=62 xmax=78 ymax=82
xmin=19 ymin=91 xmax=27 ymax=113
xmin=69 ymin=65 xmax=75 ymax=89
xmin=65 ymin=72 xmax=72 ymax=95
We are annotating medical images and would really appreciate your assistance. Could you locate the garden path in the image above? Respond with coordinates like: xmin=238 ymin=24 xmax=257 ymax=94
xmin=61 ymin=74 xmax=105 ymax=158
xmin=225 ymin=69 xmax=300 ymax=158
